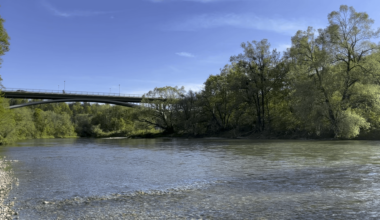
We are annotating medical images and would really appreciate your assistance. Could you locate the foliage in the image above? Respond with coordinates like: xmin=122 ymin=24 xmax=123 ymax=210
xmin=0 ymin=13 xmax=10 ymax=70
xmin=137 ymin=86 xmax=185 ymax=134
xmin=286 ymin=5 xmax=380 ymax=138
xmin=0 ymin=98 xmax=16 ymax=144
xmin=0 ymin=10 xmax=12 ymax=144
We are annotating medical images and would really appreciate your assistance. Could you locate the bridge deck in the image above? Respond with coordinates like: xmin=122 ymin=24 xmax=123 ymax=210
xmin=2 ymin=88 xmax=147 ymax=102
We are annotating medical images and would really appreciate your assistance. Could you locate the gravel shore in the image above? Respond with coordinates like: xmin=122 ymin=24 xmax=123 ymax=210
xmin=0 ymin=157 xmax=17 ymax=220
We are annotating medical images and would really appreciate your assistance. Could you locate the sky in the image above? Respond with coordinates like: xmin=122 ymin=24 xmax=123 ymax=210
xmin=1 ymin=0 xmax=380 ymax=95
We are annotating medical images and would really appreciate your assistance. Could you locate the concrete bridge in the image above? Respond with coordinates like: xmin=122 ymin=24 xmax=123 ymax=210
xmin=2 ymin=88 xmax=158 ymax=109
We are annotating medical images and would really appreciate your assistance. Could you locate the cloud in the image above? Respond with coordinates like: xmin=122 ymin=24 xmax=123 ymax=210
xmin=176 ymin=52 xmax=195 ymax=58
xmin=41 ymin=0 xmax=112 ymax=17
xmin=162 ymin=13 xmax=322 ymax=35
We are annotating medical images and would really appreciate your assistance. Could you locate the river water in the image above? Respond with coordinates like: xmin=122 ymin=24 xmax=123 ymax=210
xmin=2 ymin=138 xmax=380 ymax=219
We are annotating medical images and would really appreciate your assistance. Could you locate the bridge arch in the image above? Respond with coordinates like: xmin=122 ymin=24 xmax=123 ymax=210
xmin=9 ymin=98 xmax=138 ymax=109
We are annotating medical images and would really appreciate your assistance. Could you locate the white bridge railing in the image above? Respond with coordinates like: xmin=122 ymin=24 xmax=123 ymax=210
xmin=2 ymin=88 xmax=144 ymax=98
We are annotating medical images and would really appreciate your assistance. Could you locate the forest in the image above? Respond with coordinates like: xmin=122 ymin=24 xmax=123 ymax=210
xmin=2 ymin=5 xmax=380 ymax=144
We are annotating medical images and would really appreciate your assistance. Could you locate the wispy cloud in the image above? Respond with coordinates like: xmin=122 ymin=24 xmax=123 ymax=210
xmin=176 ymin=52 xmax=195 ymax=58
xmin=41 ymin=0 xmax=112 ymax=17
xmin=162 ymin=13 xmax=322 ymax=35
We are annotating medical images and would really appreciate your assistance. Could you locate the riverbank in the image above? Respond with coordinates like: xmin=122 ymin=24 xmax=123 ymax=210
xmin=128 ymin=128 xmax=380 ymax=140
xmin=127 ymin=130 xmax=334 ymax=140
xmin=0 ymin=157 xmax=17 ymax=219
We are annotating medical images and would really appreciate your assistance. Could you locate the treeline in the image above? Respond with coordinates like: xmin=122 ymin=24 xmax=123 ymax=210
xmin=0 ymin=98 xmax=158 ymax=144
xmin=2 ymin=5 xmax=380 ymax=143
xmin=136 ymin=6 xmax=380 ymax=139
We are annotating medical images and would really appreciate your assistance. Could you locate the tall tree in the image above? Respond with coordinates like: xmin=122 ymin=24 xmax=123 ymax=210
xmin=289 ymin=5 xmax=380 ymax=138
xmin=176 ymin=90 xmax=205 ymax=135
xmin=0 ymin=10 xmax=10 ymax=74
xmin=199 ymin=69 xmax=237 ymax=131
xmin=230 ymin=39 xmax=285 ymax=132
xmin=137 ymin=86 xmax=185 ymax=133
xmin=326 ymin=5 xmax=380 ymax=108
xmin=0 ymin=9 xmax=12 ymax=144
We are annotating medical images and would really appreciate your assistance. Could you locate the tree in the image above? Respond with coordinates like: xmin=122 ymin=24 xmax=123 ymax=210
xmin=0 ymin=11 xmax=10 ymax=72
xmin=12 ymin=108 xmax=36 ymax=139
xmin=0 ymin=13 xmax=11 ymax=144
xmin=230 ymin=39 xmax=286 ymax=132
xmin=197 ymin=65 xmax=250 ymax=134
xmin=288 ymin=5 xmax=380 ymax=138
xmin=288 ymin=26 xmax=335 ymax=136
xmin=137 ymin=86 xmax=185 ymax=134
xmin=200 ymin=71 xmax=234 ymax=131
xmin=0 ymin=98 xmax=16 ymax=144
xmin=176 ymin=90 xmax=205 ymax=135
xmin=71 ymin=102 xmax=84 ymax=116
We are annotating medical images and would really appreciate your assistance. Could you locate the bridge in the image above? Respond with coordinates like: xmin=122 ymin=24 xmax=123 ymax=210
xmin=2 ymin=88 xmax=158 ymax=109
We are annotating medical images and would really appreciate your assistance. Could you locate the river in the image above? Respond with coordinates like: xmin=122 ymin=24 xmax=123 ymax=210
xmin=2 ymin=138 xmax=380 ymax=219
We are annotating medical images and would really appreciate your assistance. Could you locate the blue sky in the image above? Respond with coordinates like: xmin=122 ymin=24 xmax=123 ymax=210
xmin=1 ymin=0 xmax=380 ymax=95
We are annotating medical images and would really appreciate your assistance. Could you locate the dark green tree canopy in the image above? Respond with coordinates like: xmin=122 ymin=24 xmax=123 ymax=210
xmin=0 ymin=12 xmax=10 ymax=69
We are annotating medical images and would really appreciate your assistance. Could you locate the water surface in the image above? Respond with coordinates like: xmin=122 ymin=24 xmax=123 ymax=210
xmin=4 ymin=138 xmax=380 ymax=219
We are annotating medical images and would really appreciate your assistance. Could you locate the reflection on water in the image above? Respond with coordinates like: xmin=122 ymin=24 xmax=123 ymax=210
xmin=3 ymin=138 xmax=380 ymax=219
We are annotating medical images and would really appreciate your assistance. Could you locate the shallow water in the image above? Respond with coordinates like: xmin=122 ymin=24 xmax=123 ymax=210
xmin=3 ymin=138 xmax=380 ymax=219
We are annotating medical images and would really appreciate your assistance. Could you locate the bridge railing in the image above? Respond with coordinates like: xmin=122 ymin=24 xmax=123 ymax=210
xmin=2 ymin=88 xmax=144 ymax=98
